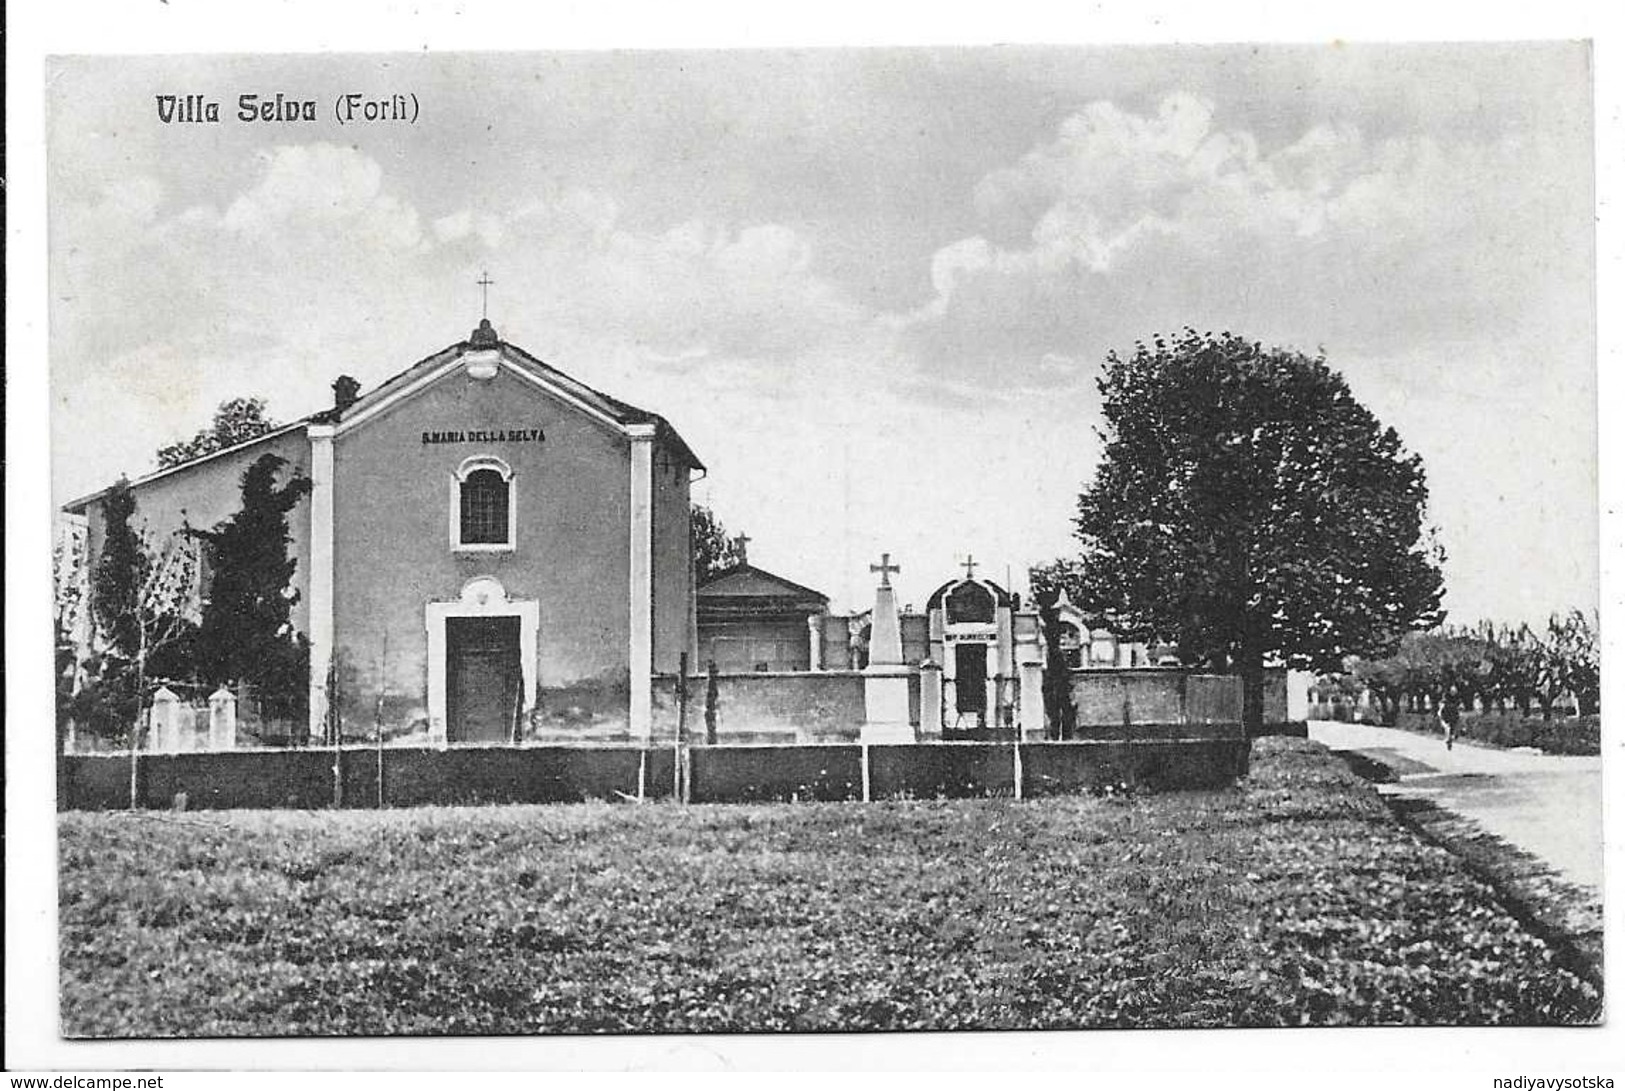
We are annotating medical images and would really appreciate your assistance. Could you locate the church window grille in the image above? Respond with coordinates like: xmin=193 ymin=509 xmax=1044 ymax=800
xmin=452 ymin=456 xmax=516 ymax=551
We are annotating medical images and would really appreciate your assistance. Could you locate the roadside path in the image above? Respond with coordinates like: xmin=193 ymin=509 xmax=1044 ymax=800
xmin=1307 ymin=719 xmax=1603 ymax=895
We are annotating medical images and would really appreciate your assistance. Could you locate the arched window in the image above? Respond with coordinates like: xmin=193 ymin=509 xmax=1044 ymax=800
xmin=452 ymin=457 xmax=515 ymax=550
xmin=946 ymin=581 xmax=995 ymax=624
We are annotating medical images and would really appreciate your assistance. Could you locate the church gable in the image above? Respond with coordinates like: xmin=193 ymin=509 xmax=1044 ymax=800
xmin=329 ymin=319 xmax=702 ymax=470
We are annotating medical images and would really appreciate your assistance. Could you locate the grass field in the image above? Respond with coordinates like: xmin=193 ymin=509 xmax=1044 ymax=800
xmin=58 ymin=738 xmax=1600 ymax=1036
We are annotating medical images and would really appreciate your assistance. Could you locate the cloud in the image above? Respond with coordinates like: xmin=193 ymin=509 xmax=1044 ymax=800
xmin=220 ymin=145 xmax=425 ymax=250
xmin=894 ymin=92 xmax=1591 ymax=400
xmin=49 ymin=143 xmax=900 ymax=501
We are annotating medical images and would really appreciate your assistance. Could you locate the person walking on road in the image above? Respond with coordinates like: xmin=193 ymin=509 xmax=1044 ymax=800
xmin=1439 ymin=693 xmax=1462 ymax=751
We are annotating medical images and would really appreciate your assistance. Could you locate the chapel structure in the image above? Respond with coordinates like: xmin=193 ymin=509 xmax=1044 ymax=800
xmin=62 ymin=318 xmax=703 ymax=745
xmin=695 ymin=540 xmax=830 ymax=672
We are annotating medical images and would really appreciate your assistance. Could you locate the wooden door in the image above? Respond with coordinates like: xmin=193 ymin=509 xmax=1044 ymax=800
xmin=955 ymin=642 xmax=988 ymax=715
xmin=447 ymin=616 xmax=522 ymax=743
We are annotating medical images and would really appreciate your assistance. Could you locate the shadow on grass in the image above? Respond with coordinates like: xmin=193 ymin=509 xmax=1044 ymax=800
xmin=1389 ymin=797 xmax=1603 ymax=998
xmin=1333 ymin=744 xmax=1602 ymax=1002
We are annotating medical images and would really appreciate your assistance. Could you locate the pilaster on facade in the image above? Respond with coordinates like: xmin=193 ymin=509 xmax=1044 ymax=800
xmin=306 ymin=423 xmax=336 ymax=742
xmin=627 ymin=424 xmax=656 ymax=739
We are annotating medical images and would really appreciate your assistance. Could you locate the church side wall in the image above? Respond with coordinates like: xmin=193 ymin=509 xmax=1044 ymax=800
xmin=80 ymin=430 xmax=315 ymax=640
xmin=649 ymin=440 xmax=693 ymax=674
xmin=330 ymin=369 xmax=632 ymax=735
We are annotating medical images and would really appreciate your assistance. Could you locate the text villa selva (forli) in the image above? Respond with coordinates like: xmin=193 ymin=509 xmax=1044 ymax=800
xmin=155 ymin=92 xmax=420 ymax=125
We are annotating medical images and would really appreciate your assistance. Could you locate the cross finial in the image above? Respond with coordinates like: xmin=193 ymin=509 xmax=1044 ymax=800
xmin=870 ymin=551 xmax=901 ymax=589
xmin=961 ymin=554 xmax=978 ymax=580
xmin=732 ymin=533 xmax=751 ymax=565
xmin=477 ymin=271 xmax=495 ymax=320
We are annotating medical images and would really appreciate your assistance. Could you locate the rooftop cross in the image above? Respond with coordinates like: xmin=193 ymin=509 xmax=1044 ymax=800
xmin=477 ymin=271 xmax=495 ymax=320
xmin=961 ymin=554 xmax=979 ymax=580
xmin=870 ymin=552 xmax=901 ymax=589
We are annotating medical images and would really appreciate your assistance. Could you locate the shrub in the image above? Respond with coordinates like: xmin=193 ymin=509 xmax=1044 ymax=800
xmin=1390 ymin=711 xmax=1598 ymax=756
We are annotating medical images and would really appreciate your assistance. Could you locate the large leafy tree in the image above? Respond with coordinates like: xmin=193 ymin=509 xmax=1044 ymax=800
xmin=691 ymin=503 xmax=746 ymax=583
xmin=157 ymin=397 xmax=279 ymax=469
xmin=192 ymin=454 xmax=313 ymax=722
xmin=1072 ymin=331 xmax=1445 ymax=733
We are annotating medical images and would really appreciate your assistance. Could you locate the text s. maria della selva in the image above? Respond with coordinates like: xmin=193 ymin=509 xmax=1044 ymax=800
xmin=155 ymin=93 xmax=419 ymax=125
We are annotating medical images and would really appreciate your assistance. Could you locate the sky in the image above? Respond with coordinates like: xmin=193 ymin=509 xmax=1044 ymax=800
xmin=46 ymin=44 xmax=1597 ymax=622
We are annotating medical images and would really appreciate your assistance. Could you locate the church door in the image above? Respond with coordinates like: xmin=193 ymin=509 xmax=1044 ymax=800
xmin=954 ymin=642 xmax=988 ymax=719
xmin=446 ymin=616 xmax=523 ymax=743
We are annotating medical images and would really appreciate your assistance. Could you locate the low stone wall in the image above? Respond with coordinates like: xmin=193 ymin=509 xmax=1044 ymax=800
xmin=58 ymin=738 xmax=1251 ymax=810
xmin=1021 ymin=739 xmax=1250 ymax=793
xmin=651 ymin=670 xmax=908 ymax=743
xmin=1068 ymin=668 xmax=1288 ymax=730
xmin=59 ymin=747 xmax=680 ymax=811
xmin=689 ymin=745 xmax=864 ymax=803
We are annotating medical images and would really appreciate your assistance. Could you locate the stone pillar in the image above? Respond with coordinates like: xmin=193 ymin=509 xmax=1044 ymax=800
xmin=919 ymin=660 xmax=943 ymax=738
xmin=208 ymin=686 xmax=238 ymax=750
xmin=1287 ymin=669 xmax=1312 ymax=722
xmin=863 ymin=554 xmax=914 ymax=743
xmin=149 ymin=686 xmax=182 ymax=753
xmin=808 ymin=614 xmax=824 ymax=671
xmin=1018 ymin=661 xmax=1045 ymax=738
xmin=1014 ymin=609 xmax=1045 ymax=739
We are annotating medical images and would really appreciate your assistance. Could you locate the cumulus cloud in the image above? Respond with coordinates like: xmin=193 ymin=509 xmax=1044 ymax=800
xmin=895 ymin=92 xmax=1590 ymax=401
xmin=49 ymin=142 xmax=898 ymax=501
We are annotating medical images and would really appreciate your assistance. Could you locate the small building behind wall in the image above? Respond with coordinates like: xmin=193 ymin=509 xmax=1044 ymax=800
xmin=696 ymin=562 xmax=829 ymax=672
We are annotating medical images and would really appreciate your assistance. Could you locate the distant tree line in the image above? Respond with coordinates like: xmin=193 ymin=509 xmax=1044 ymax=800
xmin=1325 ymin=612 xmax=1599 ymax=724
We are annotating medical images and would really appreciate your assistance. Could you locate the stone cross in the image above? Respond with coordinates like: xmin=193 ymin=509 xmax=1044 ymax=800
xmin=477 ymin=271 xmax=495 ymax=319
xmin=870 ymin=552 xmax=900 ymax=589
xmin=961 ymin=554 xmax=979 ymax=580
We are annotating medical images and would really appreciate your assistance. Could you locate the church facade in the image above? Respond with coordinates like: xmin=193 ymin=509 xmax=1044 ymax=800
xmin=63 ymin=320 xmax=701 ymax=745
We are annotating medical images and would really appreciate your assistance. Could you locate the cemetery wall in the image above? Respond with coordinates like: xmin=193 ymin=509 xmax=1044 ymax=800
xmin=650 ymin=671 xmax=885 ymax=742
xmin=58 ymin=738 xmax=1249 ymax=810
xmin=1068 ymin=668 xmax=1290 ymax=730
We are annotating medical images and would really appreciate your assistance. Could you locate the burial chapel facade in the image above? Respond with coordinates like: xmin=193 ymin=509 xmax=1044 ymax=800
xmin=63 ymin=320 xmax=702 ymax=745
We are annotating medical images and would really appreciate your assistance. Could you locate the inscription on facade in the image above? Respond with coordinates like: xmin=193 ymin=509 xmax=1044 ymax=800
xmin=421 ymin=427 xmax=547 ymax=445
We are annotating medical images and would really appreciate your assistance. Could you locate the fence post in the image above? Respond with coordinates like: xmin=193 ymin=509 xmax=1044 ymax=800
xmin=678 ymin=652 xmax=689 ymax=743
xmin=676 ymin=652 xmax=689 ymax=805
xmin=1013 ymin=738 xmax=1024 ymax=801
xmin=861 ymin=742 xmax=871 ymax=802
xmin=329 ymin=660 xmax=343 ymax=808
xmin=705 ymin=660 xmax=719 ymax=745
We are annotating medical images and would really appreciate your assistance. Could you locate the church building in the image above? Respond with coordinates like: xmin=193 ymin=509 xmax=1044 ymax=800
xmin=62 ymin=319 xmax=702 ymax=745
